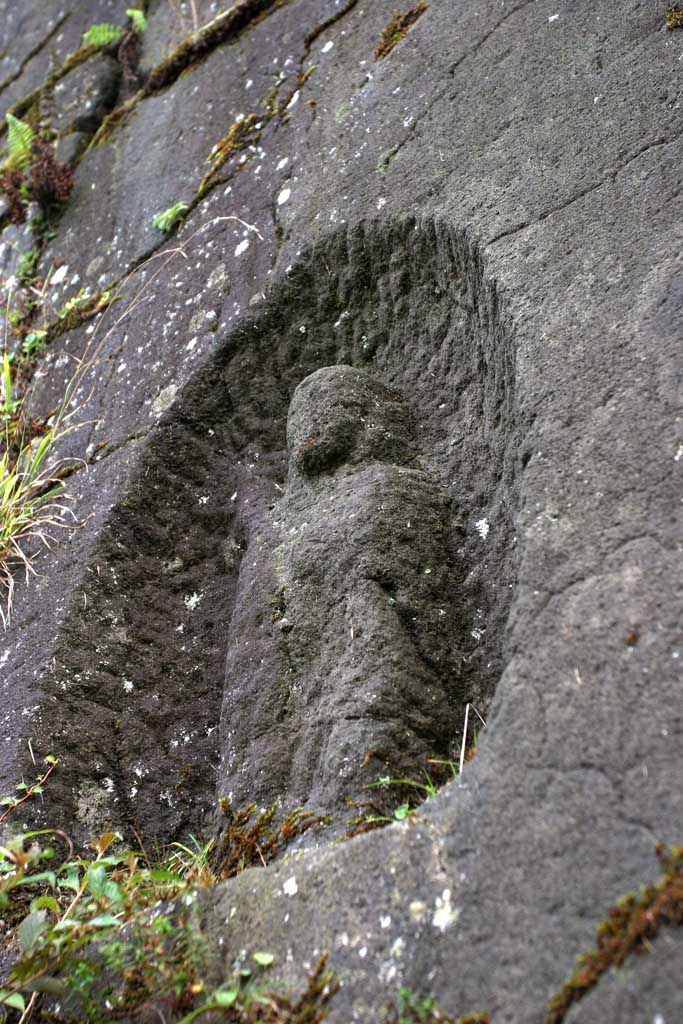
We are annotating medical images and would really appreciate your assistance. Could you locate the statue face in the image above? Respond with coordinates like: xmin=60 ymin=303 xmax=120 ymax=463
xmin=287 ymin=366 xmax=402 ymax=478
xmin=288 ymin=372 xmax=361 ymax=474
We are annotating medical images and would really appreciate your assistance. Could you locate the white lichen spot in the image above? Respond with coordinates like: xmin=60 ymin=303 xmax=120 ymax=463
xmin=358 ymin=946 xmax=367 ymax=958
xmin=50 ymin=265 xmax=68 ymax=285
xmin=548 ymin=13 xmax=559 ymax=21
xmin=234 ymin=239 xmax=250 ymax=256
xmin=674 ymin=443 xmax=683 ymax=462
xmin=390 ymin=937 xmax=405 ymax=958
xmin=277 ymin=157 xmax=289 ymax=170
xmin=409 ymin=900 xmax=426 ymax=923
xmin=380 ymin=915 xmax=391 ymax=929
xmin=151 ymin=383 xmax=178 ymax=417
xmin=321 ymin=40 xmax=334 ymax=53
xmin=123 ymin=679 xmax=134 ymax=692
xmin=377 ymin=196 xmax=387 ymax=210
xmin=278 ymin=187 xmax=291 ymax=206
xmin=283 ymin=876 xmax=298 ymax=896
xmin=475 ymin=517 xmax=490 ymax=540
xmin=432 ymin=889 xmax=458 ymax=932
xmin=184 ymin=593 xmax=203 ymax=611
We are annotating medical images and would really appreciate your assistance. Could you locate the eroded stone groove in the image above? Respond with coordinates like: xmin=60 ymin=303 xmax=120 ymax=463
xmin=33 ymin=217 xmax=525 ymax=842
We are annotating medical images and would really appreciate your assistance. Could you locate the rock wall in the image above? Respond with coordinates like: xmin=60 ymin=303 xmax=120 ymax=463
xmin=0 ymin=0 xmax=681 ymax=1021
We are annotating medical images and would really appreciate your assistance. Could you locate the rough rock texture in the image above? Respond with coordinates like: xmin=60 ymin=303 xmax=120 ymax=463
xmin=0 ymin=0 xmax=681 ymax=1021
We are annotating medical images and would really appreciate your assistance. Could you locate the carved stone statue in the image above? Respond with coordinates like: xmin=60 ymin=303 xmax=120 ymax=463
xmin=218 ymin=366 xmax=464 ymax=821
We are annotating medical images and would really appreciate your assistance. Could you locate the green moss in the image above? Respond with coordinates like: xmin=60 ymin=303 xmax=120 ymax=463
xmin=545 ymin=844 xmax=683 ymax=1023
xmin=374 ymin=3 xmax=429 ymax=60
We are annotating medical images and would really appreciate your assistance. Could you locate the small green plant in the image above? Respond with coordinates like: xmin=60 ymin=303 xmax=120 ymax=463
xmin=355 ymin=759 xmax=458 ymax=828
xmin=385 ymin=987 xmax=490 ymax=1023
xmin=0 ymin=765 xmax=338 ymax=1022
xmin=4 ymin=114 xmax=34 ymax=171
xmin=16 ymin=249 xmax=40 ymax=287
xmin=82 ymin=23 xmax=124 ymax=48
xmin=153 ymin=201 xmax=190 ymax=232
xmin=21 ymin=330 xmax=48 ymax=358
xmin=0 ymin=754 xmax=58 ymax=824
xmin=127 ymin=8 xmax=148 ymax=33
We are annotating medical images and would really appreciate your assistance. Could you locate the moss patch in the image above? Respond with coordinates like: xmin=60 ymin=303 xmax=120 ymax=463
xmin=545 ymin=844 xmax=683 ymax=1023
xmin=667 ymin=6 xmax=683 ymax=29
xmin=198 ymin=113 xmax=262 ymax=198
xmin=374 ymin=3 xmax=429 ymax=60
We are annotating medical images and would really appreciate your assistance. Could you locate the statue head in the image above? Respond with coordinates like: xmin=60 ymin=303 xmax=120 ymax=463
xmin=287 ymin=365 xmax=415 ymax=479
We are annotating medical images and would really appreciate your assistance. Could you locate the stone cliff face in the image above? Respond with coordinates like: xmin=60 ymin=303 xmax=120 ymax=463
xmin=0 ymin=1 xmax=681 ymax=1021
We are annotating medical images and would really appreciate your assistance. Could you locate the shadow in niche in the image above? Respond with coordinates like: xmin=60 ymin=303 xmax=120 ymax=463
xmin=41 ymin=217 xmax=526 ymax=842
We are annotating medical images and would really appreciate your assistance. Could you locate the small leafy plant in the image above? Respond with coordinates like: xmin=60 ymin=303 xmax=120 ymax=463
xmin=4 ymin=114 xmax=34 ymax=172
xmin=127 ymin=8 xmax=148 ymax=33
xmin=0 ymin=349 xmax=78 ymax=624
xmin=0 ymin=767 xmax=338 ymax=1022
xmin=82 ymin=23 xmax=124 ymax=48
xmin=386 ymin=988 xmax=490 ymax=1024
xmin=153 ymin=201 xmax=190 ymax=232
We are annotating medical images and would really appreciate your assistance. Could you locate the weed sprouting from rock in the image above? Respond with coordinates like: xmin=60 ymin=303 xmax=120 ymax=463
xmin=0 ymin=767 xmax=339 ymax=1022
xmin=385 ymin=988 xmax=490 ymax=1024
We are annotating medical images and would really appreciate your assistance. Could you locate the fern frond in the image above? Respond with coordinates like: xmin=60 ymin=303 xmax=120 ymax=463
xmin=5 ymin=114 xmax=34 ymax=171
xmin=126 ymin=9 xmax=148 ymax=33
xmin=82 ymin=23 xmax=123 ymax=48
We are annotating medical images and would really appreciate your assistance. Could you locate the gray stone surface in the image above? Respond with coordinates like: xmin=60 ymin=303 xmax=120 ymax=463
xmin=0 ymin=0 xmax=681 ymax=1021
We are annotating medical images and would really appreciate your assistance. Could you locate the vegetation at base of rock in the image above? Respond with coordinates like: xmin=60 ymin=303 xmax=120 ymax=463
xmin=0 ymin=771 xmax=338 ymax=1022
xmin=346 ymin=746 xmax=477 ymax=836
xmin=211 ymin=801 xmax=330 ymax=878
xmin=374 ymin=3 xmax=429 ymax=60
xmin=385 ymin=987 xmax=491 ymax=1023
xmin=666 ymin=6 xmax=683 ymax=29
xmin=545 ymin=844 xmax=683 ymax=1023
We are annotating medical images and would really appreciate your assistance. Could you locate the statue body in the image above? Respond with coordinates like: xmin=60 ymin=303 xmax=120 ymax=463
xmin=218 ymin=366 xmax=463 ymax=818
